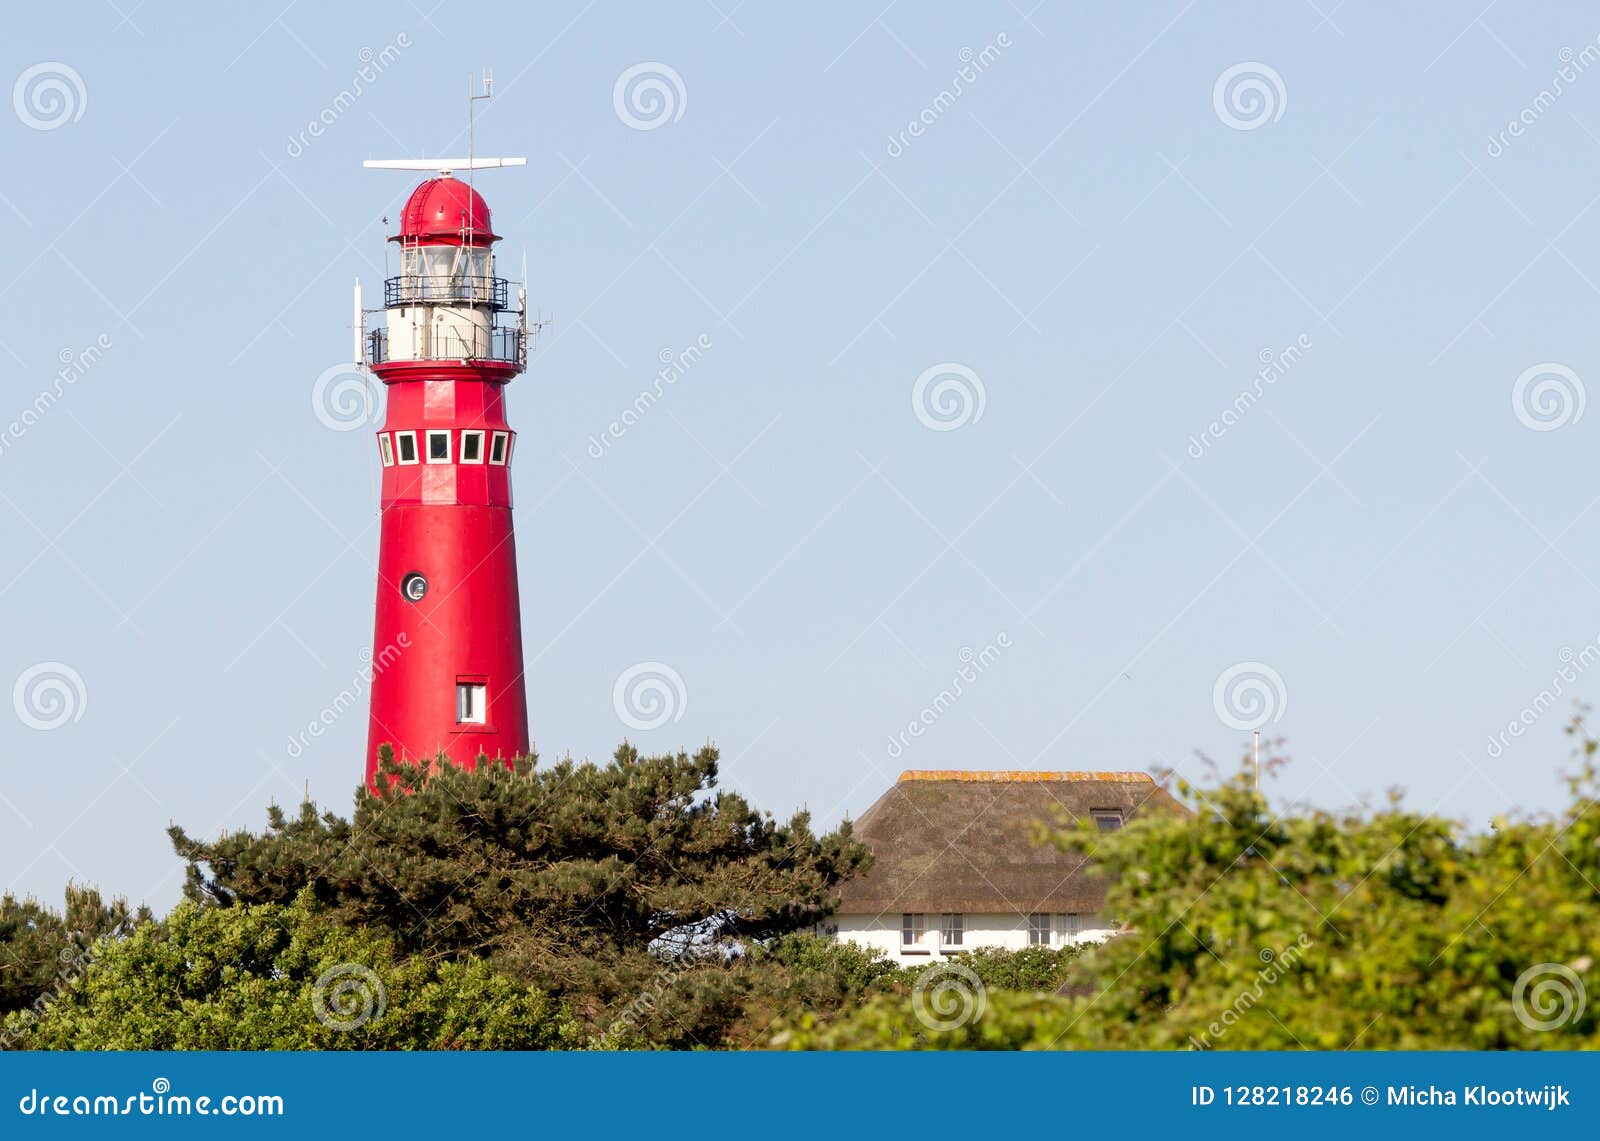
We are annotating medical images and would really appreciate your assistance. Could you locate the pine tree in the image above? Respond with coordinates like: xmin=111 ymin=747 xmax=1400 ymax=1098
xmin=167 ymin=742 xmax=871 ymax=1042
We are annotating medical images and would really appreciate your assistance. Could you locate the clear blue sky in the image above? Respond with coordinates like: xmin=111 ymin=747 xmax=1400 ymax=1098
xmin=4 ymin=2 xmax=1598 ymax=911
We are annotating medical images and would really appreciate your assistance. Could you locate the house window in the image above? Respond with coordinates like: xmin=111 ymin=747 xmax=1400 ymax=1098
xmin=455 ymin=682 xmax=487 ymax=725
xmin=377 ymin=433 xmax=394 ymax=467
xmin=395 ymin=431 xmax=419 ymax=465
xmin=426 ymin=430 xmax=451 ymax=464
xmin=940 ymin=913 xmax=963 ymax=948
xmin=901 ymin=913 xmax=926 ymax=951
xmin=1091 ymin=810 xmax=1124 ymax=832
xmin=460 ymin=430 xmax=484 ymax=464
xmin=489 ymin=430 xmax=509 ymax=465
xmin=1028 ymin=912 xmax=1051 ymax=946
xmin=1056 ymin=913 xmax=1080 ymax=944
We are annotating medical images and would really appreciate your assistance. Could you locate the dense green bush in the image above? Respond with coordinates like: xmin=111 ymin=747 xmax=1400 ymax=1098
xmin=10 ymin=894 xmax=578 ymax=1050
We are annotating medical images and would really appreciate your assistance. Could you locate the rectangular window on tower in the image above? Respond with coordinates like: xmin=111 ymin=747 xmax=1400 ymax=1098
xmin=377 ymin=433 xmax=394 ymax=467
xmin=460 ymin=430 xmax=485 ymax=464
xmin=395 ymin=431 xmax=419 ymax=465
xmin=489 ymin=431 xmax=509 ymax=465
xmin=426 ymin=430 xmax=451 ymax=464
xmin=455 ymin=682 xmax=487 ymax=725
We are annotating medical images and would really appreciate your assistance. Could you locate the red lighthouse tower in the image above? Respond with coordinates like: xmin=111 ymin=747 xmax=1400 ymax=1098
xmin=358 ymin=155 xmax=533 ymax=791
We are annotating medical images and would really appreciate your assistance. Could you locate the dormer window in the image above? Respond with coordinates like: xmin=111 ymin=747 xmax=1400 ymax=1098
xmin=1091 ymin=810 xmax=1124 ymax=833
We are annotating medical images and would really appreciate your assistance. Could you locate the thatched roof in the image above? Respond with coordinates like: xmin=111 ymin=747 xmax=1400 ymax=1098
xmin=835 ymin=770 xmax=1184 ymax=915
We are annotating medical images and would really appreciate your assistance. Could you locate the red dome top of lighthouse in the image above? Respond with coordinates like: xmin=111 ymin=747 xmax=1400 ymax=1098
xmin=392 ymin=176 xmax=499 ymax=247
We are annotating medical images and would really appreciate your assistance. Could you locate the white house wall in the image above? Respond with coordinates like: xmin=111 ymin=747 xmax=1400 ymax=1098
xmin=827 ymin=912 xmax=1117 ymax=964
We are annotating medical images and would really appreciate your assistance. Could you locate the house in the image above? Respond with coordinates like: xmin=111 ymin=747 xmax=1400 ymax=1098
xmin=827 ymin=769 xmax=1182 ymax=963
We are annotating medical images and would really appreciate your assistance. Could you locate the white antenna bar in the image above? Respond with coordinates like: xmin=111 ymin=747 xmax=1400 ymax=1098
xmin=352 ymin=278 xmax=363 ymax=367
xmin=362 ymin=157 xmax=526 ymax=172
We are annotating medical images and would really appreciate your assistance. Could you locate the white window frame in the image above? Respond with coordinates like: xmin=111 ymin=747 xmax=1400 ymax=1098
xmin=939 ymin=913 xmax=964 ymax=949
xmin=489 ymin=430 xmax=510 ymax=466
xmin=394 ymin=431 xmax=419 ymax=465
xmin=377 ymin=433 xmax=394 ymax=467
xmin=901 ymin=913 xmax=927 ymax=953
xmin=459 ymin=429 xmax=485 ymax=465
xmin=425 ymin=429 xmax=452 ymax=465
xmin=1027 ymin=912 xmax=1051 ymax=946
xmin=1056 ymin=913 xmax=1080 ymax=945
xmin=455 ymin=681 xmax=487 ymax=725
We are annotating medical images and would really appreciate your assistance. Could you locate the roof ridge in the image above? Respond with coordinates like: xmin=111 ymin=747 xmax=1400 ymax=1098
xmin=896 ymin=769 xmax=1155 ymax=783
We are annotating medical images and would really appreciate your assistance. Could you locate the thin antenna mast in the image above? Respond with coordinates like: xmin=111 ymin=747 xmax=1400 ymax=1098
xmin=1253 ymin=729 xmax=1261 ymax=795
xmin=467 ymin=69 xmax=494 ymax=247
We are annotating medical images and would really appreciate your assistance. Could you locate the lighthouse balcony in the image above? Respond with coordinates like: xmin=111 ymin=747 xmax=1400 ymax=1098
xmin=368 ymin=326 xmax=525 ymax=369
xmin=384 ymin=274 xmax=510 ymax=309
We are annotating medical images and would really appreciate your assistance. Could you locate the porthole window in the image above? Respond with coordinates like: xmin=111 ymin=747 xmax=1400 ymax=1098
xmin=489 ymin=431 xmax=509 ymax=465
xmin=400 ymin=572 xmax=428 ymax=602
xmin=377 ymin=433 xmax=394 ymax=467
xmin=426 ymin=429 xmax=451 ymax=464
xmin=395 ymin=431 xmax=419 ymax=465
xmin=460 ymin=430 xmax=485 ymax=464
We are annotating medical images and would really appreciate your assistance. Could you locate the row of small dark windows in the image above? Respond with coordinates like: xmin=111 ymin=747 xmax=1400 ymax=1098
xmin=378 ymin=429 xmax=512 ymax=468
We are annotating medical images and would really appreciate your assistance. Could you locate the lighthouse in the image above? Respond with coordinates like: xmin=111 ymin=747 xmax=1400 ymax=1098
xmin=357 ymin=154 xmax=533 ymax=791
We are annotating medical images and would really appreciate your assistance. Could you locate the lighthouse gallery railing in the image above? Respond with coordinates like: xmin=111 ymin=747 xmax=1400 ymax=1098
xmin=368 ymin=326 xmax=523 ymax=368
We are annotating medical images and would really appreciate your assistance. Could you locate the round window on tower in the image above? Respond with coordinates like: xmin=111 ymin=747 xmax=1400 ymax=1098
xmin=400 ymin=572 xmax=428 ymax=603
